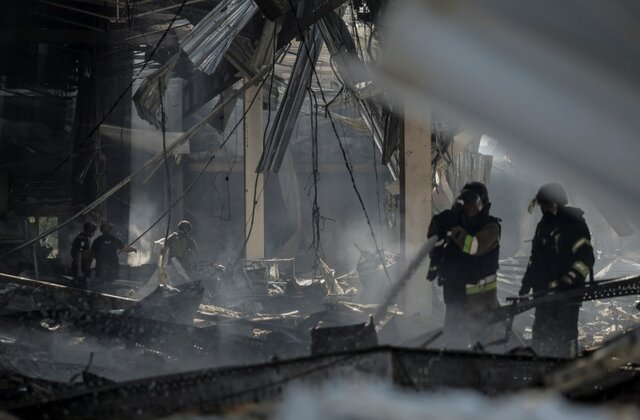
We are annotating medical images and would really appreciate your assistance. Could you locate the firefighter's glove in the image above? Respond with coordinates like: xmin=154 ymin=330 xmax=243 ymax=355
xmin=559 ymin=273 xmax=576 ymax=288
xmin=426 ymin=265 xmax=438 ymax=282
xmin=448 ymin=225 xmax=468 ymax=250
xmin=518 ymin=284 xmax=531 ymax=296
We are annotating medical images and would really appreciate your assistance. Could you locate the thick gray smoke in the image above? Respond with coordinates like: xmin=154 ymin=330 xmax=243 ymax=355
xmin=376 ymin=1 xmax=640 ymax=214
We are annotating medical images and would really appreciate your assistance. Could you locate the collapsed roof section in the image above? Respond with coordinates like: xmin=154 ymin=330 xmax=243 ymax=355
xmin=126 ymin=0 xmax=411 ymax=178
xmin=318 ymin=10 xmax=399 ymax=179
xmin=180 ymin=0 xmax=259 ymax=76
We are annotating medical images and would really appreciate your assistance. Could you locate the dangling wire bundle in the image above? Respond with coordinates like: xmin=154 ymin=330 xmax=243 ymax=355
xmin=158 ymin=78 xmax=172 ymax=247
xmin=308 ymin=86 xmax=324 ymax=273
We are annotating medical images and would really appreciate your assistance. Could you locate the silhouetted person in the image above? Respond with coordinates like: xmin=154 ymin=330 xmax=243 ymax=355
xmin=427 ymin=182 xmax=501 ymax=348
xmin=520 ymin=183 xmax=594 ymax=358
xmin=158 ymin=220 xmax=198 ymax=282
xmin=92 ymin=222 xmax=136 ymax=288
xmin=70 ymin=221 xmax=97 ymax=289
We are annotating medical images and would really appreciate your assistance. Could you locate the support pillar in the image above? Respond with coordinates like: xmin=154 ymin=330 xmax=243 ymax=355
xmin=243 ymin=83 xmax=264 ymax=260
xmin=400 ymin=101 xmax=432 ymax=317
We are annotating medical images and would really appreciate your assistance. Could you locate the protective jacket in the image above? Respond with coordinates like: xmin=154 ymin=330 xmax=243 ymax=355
xmin=521 ymin=206 xmax=594 ymax=294
xmin=522 ymin=205 xmax=594 ymax=358
xmin=428 ymin=208 xmax=501 ymax=303
xmin=92 ymin=232 xmax=124 ymax=283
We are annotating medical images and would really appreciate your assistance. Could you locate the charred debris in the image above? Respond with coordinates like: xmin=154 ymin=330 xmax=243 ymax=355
xmin=0 ymin=1 xmax=639 ymax=418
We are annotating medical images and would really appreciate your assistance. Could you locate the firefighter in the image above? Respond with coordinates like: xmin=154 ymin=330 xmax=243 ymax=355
xmin=70 ymin=221 xmax=97 ymax=289
xmin=427 ymin=182 xmax=501 ymax=348
xmin=91 ymin=222 xmax=137 ymax=288
xmin=158 ymin=220 xmax=198 ymax=283
xmin=519 ymin=183 xmax=595 ymax=358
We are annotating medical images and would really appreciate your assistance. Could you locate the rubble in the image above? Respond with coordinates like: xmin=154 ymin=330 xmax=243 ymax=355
xmin=0 ymin=249 xmax=636 ymax=418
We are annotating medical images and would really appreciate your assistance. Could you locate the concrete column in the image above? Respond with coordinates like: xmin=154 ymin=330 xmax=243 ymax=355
xmin=243 ymin=83 xmax=264 ymax=260
xmin=401 ymin=101 xmax=432 ymax=317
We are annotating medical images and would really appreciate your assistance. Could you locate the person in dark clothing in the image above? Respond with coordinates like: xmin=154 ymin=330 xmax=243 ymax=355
xmin=70 ymin=221 xmax=97 ymax=289
xmin=427 ymin=182 xmax=501 ymax=348
xmin=519 ymin=183 xmax=595 ymax=358
xmin=158 ymin=220 xmax=198 ymax=283
xmin=91 ymin=222 xmax=136 ymax=287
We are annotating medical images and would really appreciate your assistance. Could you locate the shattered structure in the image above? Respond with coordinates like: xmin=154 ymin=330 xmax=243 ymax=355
xmin=0 ymin=0 xmax=639 ymax=418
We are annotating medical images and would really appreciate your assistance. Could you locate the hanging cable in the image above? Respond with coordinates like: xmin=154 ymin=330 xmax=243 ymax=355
xmin=349 ymin=1 xmax=365 ymax=61
xmin=285 ymin=0 xmax=392 ymax=284
xmin=211 ymin=172 xmax=232 ymax=222
xmin=323 ymin=84 xmax=344 ymax=110
xmin=159 ymin=78 xmax=172 ymax=247
xmin=127 ymin=71 xmax=271 ymax=248
xmin=308 ymin=85 xmax=324 ymax=272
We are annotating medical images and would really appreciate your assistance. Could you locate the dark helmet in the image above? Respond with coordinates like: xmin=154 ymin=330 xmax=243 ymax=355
xmin=536 ymin=183 xmax=568 ymax=206
xmin=177 ymin=220 xmax=192 ymax=232
xmin=100 ymin=222 xmax=113 ymax=233
xmin=83 ymin=221 xmax=97 ymax=233
xmin=460 ymin=181 xmax=490 ymax=207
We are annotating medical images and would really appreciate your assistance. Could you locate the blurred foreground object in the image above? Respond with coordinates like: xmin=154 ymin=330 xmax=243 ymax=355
xmin=378 ymin=0 xmax=640 ymax=207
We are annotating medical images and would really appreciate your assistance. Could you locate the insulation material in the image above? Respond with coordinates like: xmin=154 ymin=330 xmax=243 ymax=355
xmin=180 ymin=0 xmax=258 ymax=75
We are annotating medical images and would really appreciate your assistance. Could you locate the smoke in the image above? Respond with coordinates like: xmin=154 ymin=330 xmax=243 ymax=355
xmin=375 ymin=1 xmax=640 ymax=213
xmin=277 ymin=381 xmax=638 ymax=420
xmin=127 ymin=220 xmax=158 ymax=266
xmin=479 ymin=134 xmax=640 ymax=272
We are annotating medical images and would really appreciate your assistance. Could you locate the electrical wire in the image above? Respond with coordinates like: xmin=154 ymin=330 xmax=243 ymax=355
xmin=127 ymin=72 xmax=271 ymax=248
xmin=349 ymin=1 xmax=365 ymax=61
xmin=211 ymin=172 xmax=232 ymax=222
xmin=323 ymin=84 xmax=344 ymax=110
xmin=159 ymin=78 xmax=173 ymax=248
xmin=308 ymin=84 xmax=325 ymax=272
xmin=285 ymin=0 xmax=392 ymax=285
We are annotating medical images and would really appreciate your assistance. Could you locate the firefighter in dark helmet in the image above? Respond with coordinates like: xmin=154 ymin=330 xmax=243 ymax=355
xmin=520 ymin=183 xmax=595 ymax=358
xmin=427 ymin=182 xmax=501 ymax=348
